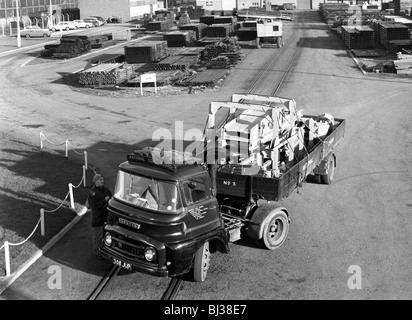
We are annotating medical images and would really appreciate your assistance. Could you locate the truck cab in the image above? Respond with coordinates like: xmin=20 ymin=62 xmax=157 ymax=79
xmin=99 ymin=149 xmax=229 ymax=282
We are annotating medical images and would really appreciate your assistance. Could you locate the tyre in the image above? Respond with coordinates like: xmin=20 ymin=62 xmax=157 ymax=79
xmin=51 ymin=28 xmax=56 ymax=32
xmin=277 ymin=36 xmax=284 ymax=48
xmin=86 ymin=25 xmax=89 ymax=28
xmin=248 ymin=204 xmax=289 ymax=250
xmin=193 ymin=241 xmax=210 ymax=283
xmin=43 ymin=34 xmax=48 ymax=38
xmin=25 ymin=34 xmax=30 ymax=38
xmin=320 ymin=155 xmax=335 ymax=185
xmin=65 ymin=27 xmax=70 ymax=31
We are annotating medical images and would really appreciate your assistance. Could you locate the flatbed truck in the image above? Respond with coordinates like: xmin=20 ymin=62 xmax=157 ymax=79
xmin=99 ymin=94 xmax=345 ymax=282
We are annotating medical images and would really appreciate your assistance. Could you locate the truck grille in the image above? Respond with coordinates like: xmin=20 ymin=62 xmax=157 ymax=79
xmin=112 ymin=236 xmax=145 ymax=259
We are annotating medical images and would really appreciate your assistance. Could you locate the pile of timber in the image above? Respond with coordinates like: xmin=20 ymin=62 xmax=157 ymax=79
xmin=78 ymin=63 xmax=134 ymax=86
xmin=202 ymin=37 xmax=240 ymax=62
xmin=203 ymin=24 xmax=234 ymax=38
xmin=88 ymin=34 xmax=117 ymax=49
xmin=394 ymin=52 xmax=412 ymax=75
xmin=178 ymin=23 xmax=208 ymax=40
xmin=199 ymin=15 xmax=215 ymax=25
xmin=180 ymin=69 xmax=229 ymax=87
xmin=341 ymin=26 xmax=374 ymax=49
xmin=207 ymin=56 xmax=231 ymax=69
xmin=127 ymin=70 xmax=183 ymax=87
xmin=154 ymin=54 xmax=199 ymax=70
xmin=46 ymin=36 xmax=91 ymax=59
xmin=163 ymin=30 xmax=197 ymax=47
xmin=124 ymin=41 xmax=168 ymax=63
xmin=372 ymin=21 xmax=410 ymax=48
xmin=145 ymin=20 xmax=174 ymax=31
xmin=389 ymin=40 xmax=412 ymax=53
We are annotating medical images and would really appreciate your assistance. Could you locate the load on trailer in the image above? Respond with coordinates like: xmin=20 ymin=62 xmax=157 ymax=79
xmin=99 ymin=94 xmax=345 ymax=282
xmin=237 ymin=15 xmax=284 ymax=48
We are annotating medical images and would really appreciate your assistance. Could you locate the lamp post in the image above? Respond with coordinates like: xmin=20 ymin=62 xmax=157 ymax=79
xmin=15 ymin=0 xmax=21 ymax=47
xmin=49 ymin=0 xmax=53 ymax=29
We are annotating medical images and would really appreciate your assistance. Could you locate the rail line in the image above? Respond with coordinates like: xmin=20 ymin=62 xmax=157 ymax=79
xmin=161 ymin=276 xmax=184 ymax=300
xmin=248 ymin=12 xmax=306 ymax=96
xmin=86 ymin=265 xmax=121 ymax=300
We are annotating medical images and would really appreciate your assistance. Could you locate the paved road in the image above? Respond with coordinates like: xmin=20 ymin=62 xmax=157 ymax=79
xmin=1 ymin=10 xmax=412 ymax=300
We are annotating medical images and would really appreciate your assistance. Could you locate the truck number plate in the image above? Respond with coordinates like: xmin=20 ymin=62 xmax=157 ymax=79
xmin=113 ymin=258 xmax=132 ymax=271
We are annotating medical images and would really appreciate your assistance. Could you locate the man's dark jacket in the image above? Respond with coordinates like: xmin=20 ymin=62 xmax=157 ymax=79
xmin=87 ymin=185 xmax=112 ymax=227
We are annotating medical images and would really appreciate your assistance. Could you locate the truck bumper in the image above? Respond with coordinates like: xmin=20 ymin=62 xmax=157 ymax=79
xmin=99 ymin=225 xmax=169 ymax=277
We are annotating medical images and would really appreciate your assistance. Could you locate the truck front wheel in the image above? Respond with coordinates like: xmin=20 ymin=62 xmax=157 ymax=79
xmin=248 ymin=204 xmax=290 ymax=250
xmin=193 ymin=241 xmax=210 ymax=282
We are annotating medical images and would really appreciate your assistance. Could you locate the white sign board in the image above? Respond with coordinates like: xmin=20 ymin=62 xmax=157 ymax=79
xmin=140 ymin=73 xmax=157 ymax=95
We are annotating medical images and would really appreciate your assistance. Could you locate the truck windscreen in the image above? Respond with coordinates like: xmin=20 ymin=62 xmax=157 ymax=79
xmin=113 ymin=170 xmax=182 ymax=213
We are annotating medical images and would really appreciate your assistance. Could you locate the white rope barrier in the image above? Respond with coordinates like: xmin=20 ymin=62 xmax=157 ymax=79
xmin=1 ymin=136 xmax=91 ymax=279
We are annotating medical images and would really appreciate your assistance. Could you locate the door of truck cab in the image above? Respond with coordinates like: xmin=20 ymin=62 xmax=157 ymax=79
xmin=180 ymin=173 xmax=221 ymax=237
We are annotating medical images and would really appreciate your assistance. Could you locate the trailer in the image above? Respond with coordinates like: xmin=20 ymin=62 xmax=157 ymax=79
xmin=99 ymin=94 xmax=345 ymax=282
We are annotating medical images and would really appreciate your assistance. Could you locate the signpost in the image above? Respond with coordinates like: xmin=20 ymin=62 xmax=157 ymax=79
xmin=140 ymin=73 xmax=157 ymax=95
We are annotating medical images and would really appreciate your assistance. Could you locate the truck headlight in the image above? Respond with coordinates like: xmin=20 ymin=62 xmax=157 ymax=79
xmin=144 ymin=247 xmax=156 ymax=261
xmin=104 ymin=233 xmax=112 ymax=246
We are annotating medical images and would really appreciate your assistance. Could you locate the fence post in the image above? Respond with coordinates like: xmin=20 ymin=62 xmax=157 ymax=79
xmin=4 ymin=241 xmax=10 ymax=277
xmin=40 ymin=132 xmax=44 ymax=149
xmin=65 ymin=140 xmax=69 ymax=157
xmin=40 ymin=208 xmax=45 ymax=236
xmin=84 ymin=151 xmax=88 ymax=170
xmin=68 ymin=183 xmax=75 ymax=209
xmin=83 ymin=165 xmax=87 ymax=188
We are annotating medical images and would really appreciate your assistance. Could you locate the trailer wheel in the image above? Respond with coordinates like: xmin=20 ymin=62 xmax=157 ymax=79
xmin=193 ymin=241 xmax=210 ymax=283
xmin=248 ymin=204 xmax=289 ymax=250
xmin=277 ymin=36 xmax=283 ymax=48
xmin=320 ymin=155 xmax=335 ymax=185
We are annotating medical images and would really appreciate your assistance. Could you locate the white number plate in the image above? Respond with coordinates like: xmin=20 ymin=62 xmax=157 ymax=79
xmin=113 ymin=258 xmax=132 ymax=271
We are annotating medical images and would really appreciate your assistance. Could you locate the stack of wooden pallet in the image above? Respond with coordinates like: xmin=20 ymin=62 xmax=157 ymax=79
xmin=163 ymin=30 xmax=197 ymax=47
xmin=88 ymin=34 xmax=116 ymax=49
xmin=78 ymin=63 xmax=134 ymax=86
xmin=124 ymin=41 xmax=168 ymax=63
xmin=394 ymin=52 xmax=412 ymax=75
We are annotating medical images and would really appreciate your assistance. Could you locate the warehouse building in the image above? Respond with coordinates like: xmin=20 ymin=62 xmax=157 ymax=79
xmin=0 ymin=0 xmax=164 ymax=27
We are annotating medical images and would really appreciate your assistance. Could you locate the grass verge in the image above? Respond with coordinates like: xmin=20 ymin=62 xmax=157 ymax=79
xmin=0 ymin=131 xmax=94 ymax=277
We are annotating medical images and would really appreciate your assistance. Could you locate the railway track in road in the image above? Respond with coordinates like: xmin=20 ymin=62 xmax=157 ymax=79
xmin=87 ymin=265 xmax=121 ymax=300
xmin=161 ymin=276 xmax=184 ymax=300
xmin=247 ymin=12 xmax=306 ymax=96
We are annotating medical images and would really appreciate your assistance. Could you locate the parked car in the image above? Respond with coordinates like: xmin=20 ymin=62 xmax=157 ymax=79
xmin=83 ymin=18 xmax=100 ymax=27
xmin=20 ymin=26 xmax=52 ymax=38
xmin=50 ymin=21 xmax=77 ymax=31
xmin=90 ymin=16 xmax=106 ymax=25
xmin=107 ymin=16 xmax=122 ymax=23
xmin=73 ymin=19 xmax=94 ymax=28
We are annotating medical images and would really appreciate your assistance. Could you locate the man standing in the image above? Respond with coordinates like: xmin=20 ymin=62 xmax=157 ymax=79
xmin=87 ymin=173 xmax=112 ymax=260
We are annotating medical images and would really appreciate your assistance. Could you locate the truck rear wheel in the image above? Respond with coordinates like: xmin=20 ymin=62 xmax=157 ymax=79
xmin=193 ymin=241 xmax=210 ymax=282
xmin=248 ymin=204 xmax=290 ymax=250
xmin=277 ymin=36 xmax=283 ymax=48
xmin=320 ymin=155 xmax=335 ymax=185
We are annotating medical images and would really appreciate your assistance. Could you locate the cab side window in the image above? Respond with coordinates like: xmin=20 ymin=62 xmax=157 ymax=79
xmin=181 ymin=175 xmax=209 ymax=206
